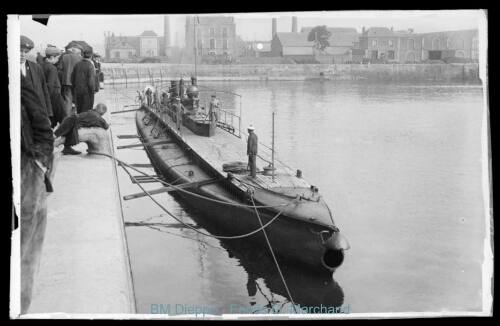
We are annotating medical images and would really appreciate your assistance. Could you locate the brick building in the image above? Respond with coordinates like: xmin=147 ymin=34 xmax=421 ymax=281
xmin=269 ymin=32 xmax=315 ymax=60
xmin=184 ymin=15 xmax=237 ymax=58
xmin=270 ymin=28 xmax=360 ymax=62
xmin=104 ymin=30 xmax=165 ymax=60
xmin=359 ymin=27 xmax=479 ymax=62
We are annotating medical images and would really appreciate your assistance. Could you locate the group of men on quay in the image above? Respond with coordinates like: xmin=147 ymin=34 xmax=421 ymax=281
xmin=18 ymin=34 xmax=110 ymax=314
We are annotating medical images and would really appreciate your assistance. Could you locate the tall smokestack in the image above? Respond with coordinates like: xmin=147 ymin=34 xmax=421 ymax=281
xmin=164 ymin=15 xmax=171 ymax=57
xmin=292 ymin=16 xmax=297 ymax=33
xmin=272 ymin=18 xmax=277 ymax=39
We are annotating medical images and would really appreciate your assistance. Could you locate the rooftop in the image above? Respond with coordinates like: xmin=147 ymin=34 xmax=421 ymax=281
xmin=274 ymin=32 xmax=315 ymax=47
xmin=300 ymin=27 xmax=358 ymax=34
xmin=140 ymin=30 xmax=158 ymax=37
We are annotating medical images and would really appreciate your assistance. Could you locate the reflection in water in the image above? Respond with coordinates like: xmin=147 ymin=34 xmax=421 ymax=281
xmin=223 ymin=237 xmax=345 ymax=312
xmin=169 ymin=193 xmax=345 ymax=313
xmin=112 ymin=79 xmax=484 ymax=314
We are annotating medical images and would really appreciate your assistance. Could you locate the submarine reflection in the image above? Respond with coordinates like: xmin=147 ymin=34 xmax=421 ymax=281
xmin=178 ymin=198 xmax=345 ymax=314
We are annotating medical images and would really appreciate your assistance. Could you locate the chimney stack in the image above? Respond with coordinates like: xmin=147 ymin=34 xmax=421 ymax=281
xmin=164 ymin=15 xmax=171 ymax=57
xmin=272 ymin=18 xmax=277 ymax=39
xmin=292 ymin=16 xmax=297 ymax=33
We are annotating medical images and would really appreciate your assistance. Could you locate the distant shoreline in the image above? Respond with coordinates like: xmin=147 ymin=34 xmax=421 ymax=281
xmin=101 ymin=63 xmax=480 ymax=84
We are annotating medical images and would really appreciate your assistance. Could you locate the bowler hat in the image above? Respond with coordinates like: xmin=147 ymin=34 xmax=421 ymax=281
xmin=20 ymin=35 xmax=34 ymax=49
xmin=247 ymin=125 xmax=255 ymax=131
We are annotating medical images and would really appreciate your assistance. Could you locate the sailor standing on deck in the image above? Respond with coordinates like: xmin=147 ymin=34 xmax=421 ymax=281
xmin=209 ymin=94 xmax=220 ymax=121
xmin=172 ymin=97 xmax=186 ymax=130
xmin=247 ymin=125 xmax=258 ymax=178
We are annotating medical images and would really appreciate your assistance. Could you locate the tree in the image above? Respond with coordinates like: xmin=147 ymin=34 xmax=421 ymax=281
xmin=307 ymin=25 xmax=332 ymax=52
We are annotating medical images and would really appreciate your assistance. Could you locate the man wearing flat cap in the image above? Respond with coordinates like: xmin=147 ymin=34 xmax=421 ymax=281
xmin=20 ymin=35 xmax=53 ymax=121
xmin=20 ymin=38 xmax=55 ymax=314
xmin=57 ymin=41 xmax=82 ymax=116
xmin=71 ymin=48 xmax=96 ymax=113
xmin=42 ymin=45 xmax=69 ymax=130
xmin=247 ymin=125 xmax=258 ymax=178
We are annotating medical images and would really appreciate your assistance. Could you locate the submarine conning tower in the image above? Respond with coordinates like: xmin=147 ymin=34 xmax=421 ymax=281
xmin=187 ymin=76 xmax=199 ymax=99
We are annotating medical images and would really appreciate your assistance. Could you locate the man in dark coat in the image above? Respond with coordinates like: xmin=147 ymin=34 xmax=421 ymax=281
xmin=57 ymin=42 xmax=82 ymax=116
xmin=20 ymin=73 xmax=55 ymax=314
xmin=36 ymin=52 xmax=44 ymax=65
xmin=71 ymin=50 xmax=96 ymax=113
xmin=42 ymin=45 xmax=67 ymax=128
xmin=247 ymin=125 xmax=258 ymax=178
xmin=54 ymin=103 xmax=109 ymax=154
xmin=21 ymin=35 xmax=54 ymax=124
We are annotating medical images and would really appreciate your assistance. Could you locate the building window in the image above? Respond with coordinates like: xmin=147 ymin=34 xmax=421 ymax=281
xmin=209 ymin=51 xmax=215 ymax=56
xmin=223 ymin=51 xmax=228 ymax=56
xmin=388 ymin=50 xmax=395 ymax=60
xmin=115 ymin=51 xmax=120 ymax=58
xmin=128 ymin=52 xmax=133 ymax=58
xmin=421 ymin=38 xmax=425 ymax=47
xmin=458 ymin=39 xmax=465 ymax=49
xmin=405 ymin=51 xmax=416 ymax=62
xmin=198 ymin=51 xmax=202 ymax=57
xmin=432 ymin=38 xmax=440 ymax=50
xmin=210 ymin=27 xmax=215 ymax=36
xmin=473 ymin=38 xmax=479 ymax=49
xmin=222 ymin=27 xmax=228 ymax=37
xmin=210 ymin=39 xmax=215 ymax=49
xmin=456 ymin=51 xmax=465 ymax=58
xmin=372 ymin=39 xmax=378 ymax=47
xmin=197 ymin=39 xmax=202 ymax=50
xmin=408 ymin=39 xmax=415 ymax=50
xmin=223 ymin=39 xmax=228 ymax=49
xmin=389 ymin=39 xmax=394 ymax=47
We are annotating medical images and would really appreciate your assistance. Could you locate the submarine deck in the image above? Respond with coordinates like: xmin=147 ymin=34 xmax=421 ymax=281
xmin=144 ymin=109 xmax=311 ymax=192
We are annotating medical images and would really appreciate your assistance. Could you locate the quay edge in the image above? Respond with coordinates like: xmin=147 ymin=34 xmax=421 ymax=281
xmin=101 ymin=63 xmax=480 ymax=84
xmin=21 ymin=90 xmax=136 ymax=316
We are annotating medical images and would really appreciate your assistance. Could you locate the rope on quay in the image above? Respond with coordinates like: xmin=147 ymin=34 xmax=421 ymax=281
xmin=250 ymin=195 xmax=297 ymax=312
xmin=112 ymin=85 xmax=141 ymax=102
xmin=88 ymin=150 xmax=296 ymax=240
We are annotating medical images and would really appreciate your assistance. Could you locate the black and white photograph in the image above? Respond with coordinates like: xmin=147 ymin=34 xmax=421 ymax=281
xmin=9 ymin=10 xmax=491 ymax=319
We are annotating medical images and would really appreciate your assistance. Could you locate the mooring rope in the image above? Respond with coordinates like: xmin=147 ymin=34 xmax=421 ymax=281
xmin=250 ymin=195 xmax=297 ymax=312
xmin=90 ymin=150 xmax=294 ymax=209
xmin=88 ymin=150 xmax=296 ymax=240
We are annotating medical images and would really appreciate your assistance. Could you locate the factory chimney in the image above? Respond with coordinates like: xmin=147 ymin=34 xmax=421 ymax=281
xmin=164 ymin=15 xmax=171 ymax=57
xmin=272 ymin=18 xmax=277 ymax=40
xmin=292 ymin=16 xmax=297 ymax=33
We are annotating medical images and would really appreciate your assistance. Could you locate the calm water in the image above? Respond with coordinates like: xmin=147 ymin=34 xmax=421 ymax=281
xmin=105 ymin=78 xmax=486 ymax=315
